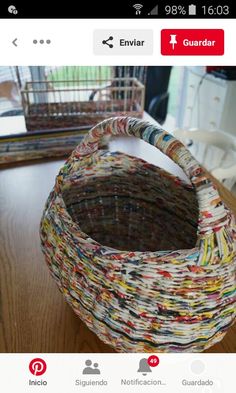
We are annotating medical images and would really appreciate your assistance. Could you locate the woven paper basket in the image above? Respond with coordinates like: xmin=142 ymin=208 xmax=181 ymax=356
xmin=40 ymin=117 xmax=236 ymax=352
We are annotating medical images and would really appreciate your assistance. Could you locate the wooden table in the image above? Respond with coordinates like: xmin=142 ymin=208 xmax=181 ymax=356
xmin=0 ymin=136 xmax=235 ymax=353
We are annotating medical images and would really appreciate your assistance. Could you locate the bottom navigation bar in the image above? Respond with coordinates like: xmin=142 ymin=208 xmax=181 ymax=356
xmin=0 ymin=353 xmax=234 ymax=392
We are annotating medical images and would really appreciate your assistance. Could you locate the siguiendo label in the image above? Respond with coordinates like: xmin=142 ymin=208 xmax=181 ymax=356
xmin=75 ymin=379 xmax=108 ymax=387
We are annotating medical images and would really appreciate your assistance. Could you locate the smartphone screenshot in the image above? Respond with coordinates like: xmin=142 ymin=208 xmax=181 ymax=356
xmin=0 ymin=1 xmax=235 ymax=392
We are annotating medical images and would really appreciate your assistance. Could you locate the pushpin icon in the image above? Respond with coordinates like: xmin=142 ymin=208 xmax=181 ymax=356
xmin=169 ymin=34 xmax=177 ymax=49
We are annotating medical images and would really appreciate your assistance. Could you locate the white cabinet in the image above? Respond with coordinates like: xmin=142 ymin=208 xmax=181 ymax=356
xmin=177 ymin=67 xmax=236 ymax=136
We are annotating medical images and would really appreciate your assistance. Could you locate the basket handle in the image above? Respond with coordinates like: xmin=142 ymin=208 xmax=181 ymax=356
xmin=71 ymin=116 xmax=229 ymax=235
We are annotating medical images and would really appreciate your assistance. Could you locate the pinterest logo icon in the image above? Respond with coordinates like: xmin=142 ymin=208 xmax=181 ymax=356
xmin=29 ymin=358 xmax=47 ymax=376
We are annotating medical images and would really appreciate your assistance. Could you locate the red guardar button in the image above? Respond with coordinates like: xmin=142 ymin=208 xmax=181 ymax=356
xmin=161 ymin=29 xmax=224 ymax=55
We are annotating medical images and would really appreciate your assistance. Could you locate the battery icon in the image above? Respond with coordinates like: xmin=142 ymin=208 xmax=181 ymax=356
xmin=188 ymin=4 xmax=196 ymax=15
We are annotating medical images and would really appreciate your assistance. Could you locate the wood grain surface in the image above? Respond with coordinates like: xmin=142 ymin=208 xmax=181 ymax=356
xmin=0 ymin=139 xmax=235 ymax=353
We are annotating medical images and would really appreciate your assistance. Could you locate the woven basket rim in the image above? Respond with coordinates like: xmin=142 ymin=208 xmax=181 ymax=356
xmin=54 ymin=150 xmax=201 ymax=258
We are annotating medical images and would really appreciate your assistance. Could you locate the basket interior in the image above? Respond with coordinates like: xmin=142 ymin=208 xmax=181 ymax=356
xmin=62 ymin=154 xmax=199 ymax=252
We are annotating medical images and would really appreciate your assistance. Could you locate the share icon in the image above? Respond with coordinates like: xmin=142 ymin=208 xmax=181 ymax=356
xmin=102 ymin=36 xmax=114 ymax=48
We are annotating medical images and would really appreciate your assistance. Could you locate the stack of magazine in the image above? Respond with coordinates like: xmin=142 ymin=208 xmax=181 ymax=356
xmin=0 ymin=126 xmax=90 ymax=165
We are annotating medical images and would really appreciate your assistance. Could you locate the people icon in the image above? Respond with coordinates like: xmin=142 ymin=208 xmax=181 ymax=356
xmin=82 ymin=359 xmax=94 ymax=374
xmin=92 ymin=363 xmax=100 ymax=374
xmin=82 ymin=359 xmax=101 ymax=375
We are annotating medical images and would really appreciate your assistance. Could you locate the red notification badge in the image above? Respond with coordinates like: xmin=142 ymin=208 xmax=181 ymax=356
xmin=147 ymin=355 xmax=160 ymax=367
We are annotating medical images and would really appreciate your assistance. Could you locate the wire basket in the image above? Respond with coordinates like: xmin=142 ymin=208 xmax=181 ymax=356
xmin=21 ymin=78 xmax=144 ymax=131
xmin=40 ymin=117 xmax=236 ymax=352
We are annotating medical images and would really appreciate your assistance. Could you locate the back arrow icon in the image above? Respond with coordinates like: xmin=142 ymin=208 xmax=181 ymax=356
xmin=12 ymin=38 xmax=18 ymax=47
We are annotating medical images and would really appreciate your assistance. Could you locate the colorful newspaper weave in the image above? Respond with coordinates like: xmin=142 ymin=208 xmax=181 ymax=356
xmin=40 ymin=117 xmax=236 ymax=352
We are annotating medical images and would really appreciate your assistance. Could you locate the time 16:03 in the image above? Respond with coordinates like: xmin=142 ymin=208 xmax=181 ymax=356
xmin=202 ymin=5 xmax=230 ymax=15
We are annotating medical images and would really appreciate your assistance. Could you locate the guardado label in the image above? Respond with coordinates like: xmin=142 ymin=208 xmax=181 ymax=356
xmin=182 ymin=379 xmax=214 ymax=386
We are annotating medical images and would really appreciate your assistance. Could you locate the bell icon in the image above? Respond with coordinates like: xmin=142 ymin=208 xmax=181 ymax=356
xmin=137 ymin=358 xmax=152 ymax=376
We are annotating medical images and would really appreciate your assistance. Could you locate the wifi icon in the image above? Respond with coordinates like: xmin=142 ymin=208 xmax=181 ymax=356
xmin=133 ymin=3 xmax=143 ymax=15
